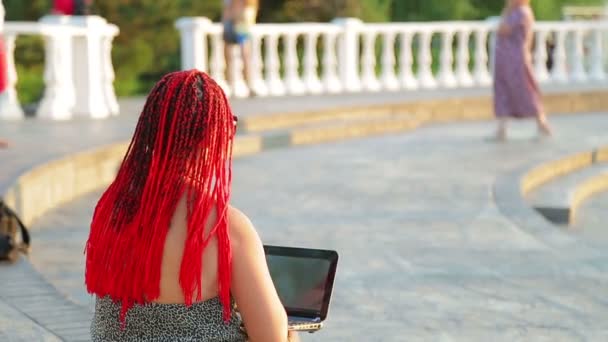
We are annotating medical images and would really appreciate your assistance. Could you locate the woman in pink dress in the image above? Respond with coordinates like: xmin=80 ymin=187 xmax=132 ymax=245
xmin=492 ymin=0 xmax=552 ymax=140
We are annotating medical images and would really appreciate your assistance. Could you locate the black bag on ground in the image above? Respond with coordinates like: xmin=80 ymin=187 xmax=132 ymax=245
xmin=0 ymin=200 xmax=30 ymax=262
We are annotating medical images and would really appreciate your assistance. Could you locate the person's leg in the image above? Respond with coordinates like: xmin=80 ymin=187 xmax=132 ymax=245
xmin=239 ymin=40 xmax=253 ymax=92
xmin=536 ymin=111 xmax=552 ymax=136
xmin=224 ymin=43 xmax=233 ymax=86
xmin=496 ymin=117 xmax=508 ymax=141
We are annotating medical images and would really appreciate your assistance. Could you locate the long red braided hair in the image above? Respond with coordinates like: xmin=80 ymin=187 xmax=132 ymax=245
xmin=85 ymin=70 xmax=236 ymax=323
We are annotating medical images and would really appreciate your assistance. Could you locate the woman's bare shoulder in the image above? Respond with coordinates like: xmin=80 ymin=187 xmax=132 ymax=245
xmin=227 ymin=206 xmax=261 ymax=248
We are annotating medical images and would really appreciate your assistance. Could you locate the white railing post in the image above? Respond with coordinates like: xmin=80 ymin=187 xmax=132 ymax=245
xmin=455 ymin=27 xmax=474 ymax=87
xmin=37 ymin=29 xmax=75 ymax=120
xmin=473 ymin=27 xmax=492 ymax=86
xmin=437 ymin=28 xmax=457 ymax=88
xmin=102 ymin=26 xmax=119 ymax=116
xmin=303 ymin=32 xmax=323 ymax=94
xmin=398 ymin=31 xmax=418 ymax=89
xmin=589 ymin=26 xmax=606 ymax=81
xmin=0 ymin=33 xmax=24 ymax=119
xmin=417 ymin=29 xmax=437 ymax=88
xmin=265 ymin=33 xmax=285 ymax=96
xmin=533 ymin=29 xmax=550 ymax=83
xmin=284 ymin=32 xmax=306 ymax=95
xmin=228 ymin=44 xmax=250 ymax=98
xmin=571 ymin=27 xmax=588 ymax=82
xmin=361 ymin=31 xmax=381 ymax=91
xmin=321 ymin=32 xmax=342 ymax=93
xmin=551 ymin=28 xmax=568 ymax=83
xmin=175 ymin=17 xmax=211 ymax=71
xmin=380 ymin=31 xmax=399 ymax=91
xmin=249 ymin=34 xmax=269 ymax=96
xmin=333 ymin=18 xmax=362 ymax=92
xmin=209 ymin=33 xmax=230 ymax=96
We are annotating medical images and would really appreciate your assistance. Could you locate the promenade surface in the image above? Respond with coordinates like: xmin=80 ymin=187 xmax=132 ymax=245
xmin=25 ymin=112 xmax=608 ymax=341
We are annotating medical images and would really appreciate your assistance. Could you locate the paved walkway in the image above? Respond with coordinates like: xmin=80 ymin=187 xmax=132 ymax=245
xmin=29 ymin=113 xmax=608 ymax=341
xmin=576 ymin=191 xmax=608 ymax=248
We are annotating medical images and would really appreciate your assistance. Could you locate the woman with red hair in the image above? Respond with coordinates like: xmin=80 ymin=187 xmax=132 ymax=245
xmin=86 ymin=70 xmax=299 ymax=341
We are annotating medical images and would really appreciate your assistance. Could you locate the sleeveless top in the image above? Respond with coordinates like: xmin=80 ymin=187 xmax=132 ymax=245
xmin=91 ymin=296 xmax=247 ymax=341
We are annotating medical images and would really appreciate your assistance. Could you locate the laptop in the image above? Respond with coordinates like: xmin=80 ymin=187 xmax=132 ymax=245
xmin=264 ymin=245 xmax=339 ymax=332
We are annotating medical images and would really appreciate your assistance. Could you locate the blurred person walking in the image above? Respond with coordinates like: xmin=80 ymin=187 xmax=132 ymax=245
xmin=492 ymin=0 xmax=552 ymax=141
xmin=52 ymin=0 xmax=92 ymax=15
xmin=223 ymin=0 xmax=259 ymax=95
xmin=0 ymin=0 xmax=10 ymax=147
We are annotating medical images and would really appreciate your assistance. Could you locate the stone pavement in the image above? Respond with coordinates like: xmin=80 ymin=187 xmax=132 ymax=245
xmin=576 ymin=191 xmax=608 ymax=249
xmin=29 ymin=112 xmax=608 ymax=341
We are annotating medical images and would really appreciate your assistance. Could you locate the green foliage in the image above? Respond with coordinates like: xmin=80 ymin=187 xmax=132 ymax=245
xmin=4 ymin=0 xmax=605 ymax=102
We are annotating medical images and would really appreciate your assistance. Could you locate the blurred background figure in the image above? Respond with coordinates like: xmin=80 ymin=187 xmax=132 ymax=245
xmin=52 ymin=0 xmax=92 ymax=15
xmin=223 ymin=0 xmax=259 ymax=94
xmin=492 ymin=0 xmax=552 ymax=141
xmin=73 ymin=0 xmax=93 ymax=15
xmin=52 ymin=0 xmax=74 ymax=15
xmin=0 ymin=0 xmax=7 ymax=148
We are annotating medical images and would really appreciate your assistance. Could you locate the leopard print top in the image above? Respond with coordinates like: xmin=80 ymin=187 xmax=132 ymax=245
xmin=91 ymin=296 xmax=247 ymax=341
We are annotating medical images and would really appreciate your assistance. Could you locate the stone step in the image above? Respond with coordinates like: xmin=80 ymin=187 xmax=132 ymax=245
xmin=243 ymin=113 xmax=423 ymax=151
xmin=526 ymin=163 xmax=608 ymax=225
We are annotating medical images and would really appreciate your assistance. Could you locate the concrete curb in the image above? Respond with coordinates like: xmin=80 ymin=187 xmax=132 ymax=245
xmin=240 ymin=89 xmax=608 ymax=133
xmin=521 ymin=147 xmax=608 ymax=225
xmin=494 ymin=145 xmax=608 ymax=255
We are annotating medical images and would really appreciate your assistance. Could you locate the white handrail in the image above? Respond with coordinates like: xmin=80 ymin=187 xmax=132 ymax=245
xmin=177 ymin=17 xmax=608 ymax=98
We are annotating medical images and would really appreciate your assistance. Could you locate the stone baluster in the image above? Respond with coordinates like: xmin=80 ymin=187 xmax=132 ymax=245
xmin=455 ymin=28 xmax=474 ymax=87
xmin=321 ymin=32 xmax=342 ymax=93
xmin=533 ymin=29 xmax=550 ymax=83
xmin=551 ymin=28 xmax=568 ymax=83
xmin=437 ymin=28 xmax=457 ymax=88
xmin=588 ymin=27 xmax=606 ymax=82
xmin=398 ymin=31 xmax=418 ymax=89
xmin=265 ymin=33 xmax=285 ymax=96
xmin=417 ymin=29 xmax=436 ymax=88
xmin=37 ymin=31 xmax=75 ymax=120
xmin=361 ymin=31 xmax=381 ymax=91
xmin=284 ymin=32 xmax=306 ymax=95
xmin=0 ymin=33 xmax=24 ymax=119
xmin=175 ymin=17 xmax=211 ymax=71
xmin=227 ymin=42 xmax=249 ymax=98
xmin=570 ymin=27 xmax=588 ymax=82
xmin=473 ymin=27 xmax=491 ymax=86
xmin=303 ymin=32 xmax=323 ymax=94
xmin=209 ymin=33 xmax=230 ymax=96
xmin=333 ymin=18 xmax=362 ymax=92
xmin=102 ymin=27 xmax=119 ymax=116
xmin=380 ymin=31 xmax=399 ymax=91
xmin=249 ymin=33 xmax=269 ymax=96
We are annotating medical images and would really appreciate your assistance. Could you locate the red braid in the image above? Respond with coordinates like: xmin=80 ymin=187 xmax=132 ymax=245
xmin=85 ymin=70 xmax=236 ymax=324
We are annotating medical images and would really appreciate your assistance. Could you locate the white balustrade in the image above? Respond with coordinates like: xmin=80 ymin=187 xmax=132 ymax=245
xmin=533 ymin=29 xmax=550 ymax=83
xmin=455 ymin=28 xmax=474 ymax=87
xmin=0 ymin=33 xmax=23 ymax=119
xmin=473 ymin=27 xmax=492 ymax=86
xmin=571 ymin=27 xmax=588 ymax=82
xmin=1 ymin=16 xmax=119 ymax=120
xmin=398 ymin=30 xmax=418 ymax=89
xmin=361 ymin=31 xmax=381 ymax=92
xmin=380 ymin=32 xmax=399 ymax=91
xmin=175 ymin=17 xmax=608 ymax=97
xmin=551 ymin=28 xmax=569 ymax=83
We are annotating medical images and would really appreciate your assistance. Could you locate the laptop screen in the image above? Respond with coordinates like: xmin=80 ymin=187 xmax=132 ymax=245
xmin=264 ymin=246 xmax=338 ymax=320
